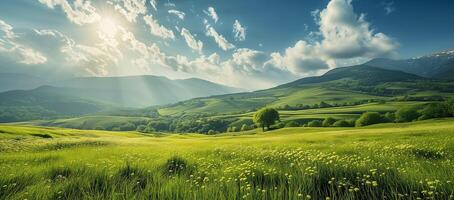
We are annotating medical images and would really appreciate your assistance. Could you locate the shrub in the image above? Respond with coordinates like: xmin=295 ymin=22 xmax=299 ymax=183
xmin=355 ymin=112 xmax=384 ymax=127
xmin=322 ymin=117 xmax=336 ymax=127
xmin=240 ymin=124 xmax=251 ymax=131
xmin=332 ymin=120 xmax=352 ymax=127
xmin=284 ymin=121 xmax=299 ymax=127
xmin=319 ymin=101 xmax=332 ymax=108
xmin=120 ymin=123 xmax=136 ymax=131
xmin=395 ymin=106 xmax=421 ymax=122
xmin=446 ymin=98 xmax=454 ymax=116
xmin=383 ymin=112 xmax=395 ymax=122
xmin=136 ymin=125 xmax=147 ymax=132
xmin=419 ymin=103 xmax=449 ymax=120
xmin=307 ymin=120 xmax=322 ymax=127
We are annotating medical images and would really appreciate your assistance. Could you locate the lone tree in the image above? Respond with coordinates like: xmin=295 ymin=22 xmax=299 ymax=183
xmin=253 ymin=108 xmax=280 ymax=131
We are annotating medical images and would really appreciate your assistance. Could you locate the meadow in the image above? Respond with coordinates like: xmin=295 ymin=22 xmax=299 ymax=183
xmin=1 ymin=119 xmax=453 ymax=199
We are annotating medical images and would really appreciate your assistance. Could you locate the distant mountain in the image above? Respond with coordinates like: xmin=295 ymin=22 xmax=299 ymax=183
xmin=0 ymin=73 xmax=49 ymax=92
xmin=0 ymin=86 xmax=110 ymax=122
xmin=366 ymin=49 xmax=454 ymax=79
xmin=48 ymin=75 xmax=244 ymax=107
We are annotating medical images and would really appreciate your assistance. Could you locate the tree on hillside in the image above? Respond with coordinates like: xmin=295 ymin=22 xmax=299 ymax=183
xmin=355 ymin=112 xmax=385 ymax=127
xmin=253 ymin=108 xmax=280 ymax=131
xmin=395 ymin=106 xmax=420 ymax=122
xmin=332 ymin=119 xmax=353 ymax=127
xmin=419 ymin=103 xmax=449 ymax=120
xmin=319 ymin=101 xmax=332 ymax=108
xmin=322 ymin=117 xmax=336 ymax=127
xmin=447 ymin=98 xmax=454 ymax=116
xmin=307 ymin=120 xmax=323 ymax=127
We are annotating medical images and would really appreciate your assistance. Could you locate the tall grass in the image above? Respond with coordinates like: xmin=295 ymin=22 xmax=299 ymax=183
xmin=0 ymin=119 xmax=453 ymax=199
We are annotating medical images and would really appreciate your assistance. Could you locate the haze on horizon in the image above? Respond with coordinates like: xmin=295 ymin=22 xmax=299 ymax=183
xmin=0 ymin=0 xmax=453 ymax=90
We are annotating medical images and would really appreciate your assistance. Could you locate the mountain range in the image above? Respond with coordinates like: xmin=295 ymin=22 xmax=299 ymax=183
xmin=366 ymin=49 xmax=454 ymax=79
xmin=1 ymin=49 xmax=454 ymax=122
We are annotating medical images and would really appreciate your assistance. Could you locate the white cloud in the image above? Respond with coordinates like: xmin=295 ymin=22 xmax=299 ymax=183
xmin=204 ymin=7 xmax=219 ymax=23
xmin=150 ymin=0 xmax=157 ymax=11
xmin=180 ymin=28 xmax=203 ymax=53
xmin=15 ymin=47 xmax=48 ymax=64
xmin=268 ymin=41 xmax=329 ymax=75
xmin=383 ymin=1 xmax=395 ymax=15
xmin=231 ymin=48 xmax=269 ymax=72
xmin=34 ymin=29 xmax=115 ymax=75
xmin=318 ymin=0 xmax=398 ymax=59
xmin=265 ymin=0 xmax=398 ymax=76
xmin=143 ymin=15 xmax=175 ymax=39
xmin=233 ymin=20 xmax=246 ymax=41
xmin=0 ymin=20 xmax=15 ymax=39
xmin=205 ymin=24 xmax=235 ymax=51
xmin=0 ymin=19 xmax=47 ymax=65
xmin=38 ymin=0 xmax=100 ymax=25
xmin=113 ymin=0 xmax=147 ymax=23
xmin=168 ymin=9 xmax=185 ymax=20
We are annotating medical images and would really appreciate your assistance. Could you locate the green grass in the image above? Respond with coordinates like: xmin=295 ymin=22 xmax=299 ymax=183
xmin=18 ymin=116 xmax=151 ymax=131
xmin=211 ymin=101 xmax=428 ymax=124
xmin=1 ymin=119 xmax=453 ymax=199
xmin=268 ymin=87 xmax=383 ymax=108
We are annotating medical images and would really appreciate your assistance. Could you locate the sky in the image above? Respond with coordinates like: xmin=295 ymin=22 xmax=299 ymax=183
xmin=0 ymin=0 xmax=454 ymax=90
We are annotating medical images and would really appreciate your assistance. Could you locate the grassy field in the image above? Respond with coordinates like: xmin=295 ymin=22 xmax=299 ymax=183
xmin=212 ymin=101 xmax=429 ymax=123
xmin=1 ymin=119 xmax=453 ymax=199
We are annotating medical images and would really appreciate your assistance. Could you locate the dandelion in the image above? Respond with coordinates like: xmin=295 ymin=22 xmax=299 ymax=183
xmin=372 ymin=181 xmax=378 ymax=187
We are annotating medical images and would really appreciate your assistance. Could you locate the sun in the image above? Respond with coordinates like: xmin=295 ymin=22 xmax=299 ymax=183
xmin=98 ymin=17 xmax=119 ymax=37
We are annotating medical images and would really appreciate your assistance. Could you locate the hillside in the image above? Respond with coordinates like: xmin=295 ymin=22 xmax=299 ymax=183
xmin=366 ymin=49 xmax=454 ymax=79
xmin=49 ymin=75 xmax=243 ymax=107
xmin=157 ymin=65 xmax=448 ymax=116
xmin=0 ymin=86 xmax=111 ymax=122
xmin=277 ymin=65 xmax=423 ymax=88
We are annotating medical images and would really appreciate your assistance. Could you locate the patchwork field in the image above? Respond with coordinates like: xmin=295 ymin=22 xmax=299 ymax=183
xmin=1 ymin=119 xmax=453 ymax=199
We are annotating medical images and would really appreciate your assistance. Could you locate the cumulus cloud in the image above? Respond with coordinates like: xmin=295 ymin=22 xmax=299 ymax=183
xmin=268 ymin=41 xmax=329 ymax=75
xmin=113 ymin=0 xmax=147 ymax=23
xmin=38 ymin=0 xmax=100 ymax=25
xmin=204 ymin=7 xmax=219 ymax=23
xmin=0 ymin=19 xmax=47 ymax=65
xmin=168 ymin=10 xmax=185 ymax=20
xmin=180 ymin=28 xmax=203 ymax=53
xmin=205 ymin=24 xmax=235 ymax=51
xmin=233 ymin=20 xmax=246 ymax=41
xmin=264 ymin=0 xmax=398 ymax=76
xmin=143 ymin=15 xmax=175 ymax=39
xmin=318 ymin=0 xmax=398 ymax=59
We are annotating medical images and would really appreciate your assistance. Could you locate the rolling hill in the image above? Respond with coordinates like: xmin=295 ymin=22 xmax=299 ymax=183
xmin=0 ymin=75 xmax=244 ymax=122
xmin=0 ymin=86 xmax=110 ymax=122
xmin=157 ymin=65 xmax=452 ymax=116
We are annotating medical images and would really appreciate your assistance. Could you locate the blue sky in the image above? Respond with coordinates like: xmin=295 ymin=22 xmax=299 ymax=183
xmin=0 ymin=0 xmax=453 ymax=89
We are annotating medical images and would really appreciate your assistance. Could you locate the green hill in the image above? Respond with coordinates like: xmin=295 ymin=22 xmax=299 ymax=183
xmin=0 ymin=86 xmax=111 ymax=122
xmin=157 ymin=65 xmax=453 ymax=116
